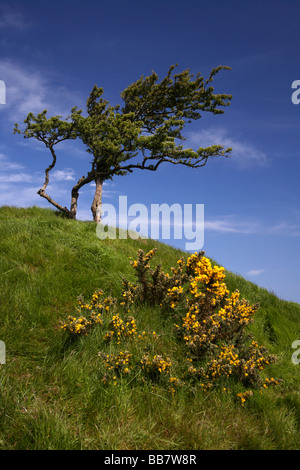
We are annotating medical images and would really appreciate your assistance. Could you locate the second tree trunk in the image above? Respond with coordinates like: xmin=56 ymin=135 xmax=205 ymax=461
xmin=91 ymin=176 xmax=103 ymax=223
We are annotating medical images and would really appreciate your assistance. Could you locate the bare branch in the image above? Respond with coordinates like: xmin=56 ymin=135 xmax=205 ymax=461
xmin=39 ymin=146 xmax=57 ymax=193
xmin=37 ymin=189 xmax=72 ymax=217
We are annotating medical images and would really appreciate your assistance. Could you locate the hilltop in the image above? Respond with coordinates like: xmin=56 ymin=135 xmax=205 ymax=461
xmin=0 ymin=206 xmax=299 ymax=450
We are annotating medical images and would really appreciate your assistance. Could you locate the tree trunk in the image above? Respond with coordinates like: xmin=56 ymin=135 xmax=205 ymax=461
xmin=70 ymin=172 xmax=96 ymax=220
xmin=91 ymin=176 xmax=103 ymax=223
xmin=70 ymin=187 xmax=79 ymax=220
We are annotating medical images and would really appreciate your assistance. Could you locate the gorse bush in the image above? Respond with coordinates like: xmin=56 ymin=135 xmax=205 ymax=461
xmin=60 ymin=249 xmax=280 ymax=405
xmin=99 ymin=350 xmax=132 ymax=385
xmin=122 ymin=248 xmax=189 ymax=308
xmin=60 ymin=289 xmax=112 ymax=336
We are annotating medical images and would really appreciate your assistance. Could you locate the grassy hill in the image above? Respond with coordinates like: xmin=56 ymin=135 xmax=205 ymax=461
xmin=0 ymin=205 xmax=299 ymax=450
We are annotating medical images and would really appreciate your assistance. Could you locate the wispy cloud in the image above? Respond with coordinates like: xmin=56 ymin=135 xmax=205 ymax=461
xmin=205 ymin=217 xmax=259 ymax=234
xmin=0 ymin=153 xmax=40 ymax=205
xmin=0 ymin=153 xmax=76 ymax=184
xmin=246 ymin=269 xmax=265 ymax=277
xmin=0 ymin=152 xmax=24 ymax=171
xmin=0 ymin=181 xmax=40 ymax=207
xmin=0 ymin=59 xmax=84 ymax=124
xmin=265 ymin=221 xmax=300 ymax=237
xmin=188 ymin=127 xmax=269 ymax=168
xmin=205 ymin=214 xmax=300 ymax=237
xmin=0 ymin=153 xmax=117 ymax=219
xmin=51 ymin=169 xmax=76 ymax=182
xmin=0 ymin=172 xmax=34 ymax=183
xmin=0 ymin=153 xmax=79 ymax=208
xmin=0 ymin=4 xmax=28 ymax=30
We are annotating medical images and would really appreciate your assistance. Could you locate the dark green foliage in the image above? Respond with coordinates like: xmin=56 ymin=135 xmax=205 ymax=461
xmin=13 ymin=65 xmax=232 ymax=219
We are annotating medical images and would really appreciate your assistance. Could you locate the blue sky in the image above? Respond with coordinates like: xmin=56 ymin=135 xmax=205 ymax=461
xmin=0 ymin=0 xmax=300 ymax=303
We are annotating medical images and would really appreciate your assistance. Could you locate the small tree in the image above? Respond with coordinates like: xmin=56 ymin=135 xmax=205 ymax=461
xmin=13 ymin=109 xmax=86 ymax=219
xmin=14 ymin=64 xmax=232 ymax=222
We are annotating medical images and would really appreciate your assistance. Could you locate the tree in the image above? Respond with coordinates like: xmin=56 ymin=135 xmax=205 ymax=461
xmin=14 ymin=64 xmax=232 ymax=222
xmin=13 ymin=109 xmax=85 ymax=219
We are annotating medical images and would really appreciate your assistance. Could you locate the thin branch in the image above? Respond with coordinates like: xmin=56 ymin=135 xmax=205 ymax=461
xmin=116 ymin=149 xmax=210 ymax=173
xmin=71 ymin=171 xmax=96 ymax=194
xmin=39 ymin=145 xmax=57 ymax=192
xmin=37 ymin=188 xmax=72 ymax=217
xmin=37 ymin=145 xmax=72 ymax=217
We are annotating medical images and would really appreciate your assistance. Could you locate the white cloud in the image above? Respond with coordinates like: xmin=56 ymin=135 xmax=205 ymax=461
xmin=0 ymin=59 xmax=84 ymax=124
xmin=204 ymin=215 xmax=260 ymax=234
xmin=0 ymin=178 xmax=72 ymax=209
xmin=51 ymin=169 xmax=76 ymax=182
xmin=0 ymin=172 xmax=33 ymax=183
xmin=0 ymin=152 xmax=24 ymax=171
xmin=0 ymin=153 xmax=77 ymax=208
xmin=246 ymin=269 xmax=265 ymax=277
xmin=205 ymin=214 xmax=300 ymax=237
xmin=188 ymin=127 xmax=269 ymax=168
xmin=266 ymin=221 xmax=300 ymax=237
xmin=0 ymin=182 xmax=41 ymax=207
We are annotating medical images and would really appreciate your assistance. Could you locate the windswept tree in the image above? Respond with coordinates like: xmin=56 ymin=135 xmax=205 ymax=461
xmin=13 ymin=109 xmax=85 ymax=219
xmin=14 ymin=64 xmax=232 ymax=222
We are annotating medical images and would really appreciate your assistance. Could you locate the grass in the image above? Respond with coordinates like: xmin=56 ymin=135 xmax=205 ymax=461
xmin=0 ymin=205 xmax=299 ymax=450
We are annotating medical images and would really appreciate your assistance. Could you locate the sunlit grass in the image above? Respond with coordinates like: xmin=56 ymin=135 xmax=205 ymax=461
xmin=0 ymin=205 xmax=299 ymax=450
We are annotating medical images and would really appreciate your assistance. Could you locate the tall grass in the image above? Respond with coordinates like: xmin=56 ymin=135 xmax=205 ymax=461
xmin=0 ymin=206 xmax=299 ymax=450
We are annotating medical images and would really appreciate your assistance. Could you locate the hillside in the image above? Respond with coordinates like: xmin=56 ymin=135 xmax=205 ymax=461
xmin=0 ymin=205 xmax=299 ymax=450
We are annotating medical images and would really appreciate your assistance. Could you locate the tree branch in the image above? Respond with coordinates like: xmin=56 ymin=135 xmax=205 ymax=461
xmin=117 ymin=156 xmax=208 ymax=173
xmin=39 ymin=145 xmax=56 ymax=192
xmin=37 ymin=145 xmax=72 ymax=217
xmin=37 ymin=188 xmax=72 ymax=217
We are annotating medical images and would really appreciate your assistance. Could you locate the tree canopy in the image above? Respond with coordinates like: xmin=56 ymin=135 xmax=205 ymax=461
xmin=14 ymin=64 xmax=232 ymax=222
